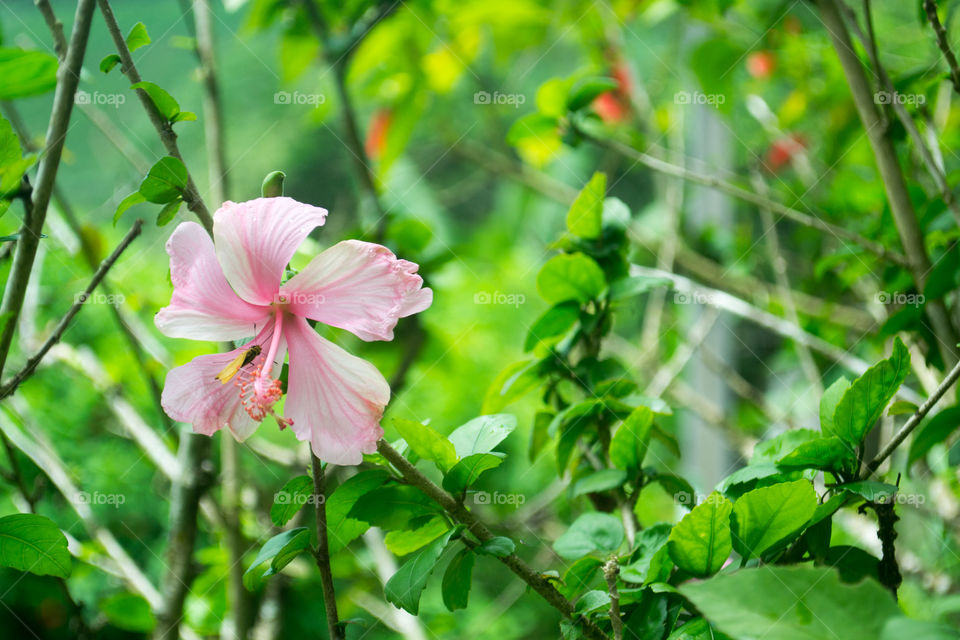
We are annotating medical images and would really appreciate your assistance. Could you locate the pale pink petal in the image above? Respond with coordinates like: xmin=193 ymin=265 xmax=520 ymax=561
xmin=161 ymin=327 xmax=287 ymax=441
xmin=281 ymin=240 xmax=433 ymax=341
xmin=283 ymin=315 xmax=390 ymax=465
xmin=155 ymin=222 xmax=271 ymax=341
xmin=214 ymin=197 xmax=328 ymax=306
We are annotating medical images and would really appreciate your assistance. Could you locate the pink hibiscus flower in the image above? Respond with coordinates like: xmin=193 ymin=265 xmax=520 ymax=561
xmin=155 ymin=197 xmax=432 ymax=464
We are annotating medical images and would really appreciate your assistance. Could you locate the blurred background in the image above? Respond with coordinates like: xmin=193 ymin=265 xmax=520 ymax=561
xmin=1 ymin=0 xmax=959 ymax=637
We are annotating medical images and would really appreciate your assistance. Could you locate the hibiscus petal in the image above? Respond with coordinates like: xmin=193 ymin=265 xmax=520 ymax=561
xmin=214 ymin=197 xmax=328 ymax=306
xmin=161 ymin=328 xmax=287 ymax=441
xmin=155 ymin=221 xmax=271 ymax=341
xmin=284 ymin=315 xmax=390 ymax=464
xmin=281 ymin=240 xmax=433 ymax=341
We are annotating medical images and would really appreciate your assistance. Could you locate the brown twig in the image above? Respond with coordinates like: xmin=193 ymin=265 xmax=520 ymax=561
xmin=923 ymin=0 xmax=960 ymax=94
xmin=311 ymin=456 xmax=343 ymax=640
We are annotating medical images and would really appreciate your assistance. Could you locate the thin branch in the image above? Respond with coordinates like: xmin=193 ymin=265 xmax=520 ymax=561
xmin=923 ymin=0 xmax=960 ymax=94
xmin=603 ymin=558 xmax=623 ymax=640
xmin=311 ymin=456 xmax=343 ymax=639
xmin=34 ymin=0 xmax=66 ymax=58
xmin=96 ymin=0 xmax=213 ymax=233
xmin=865 ymin=357 xmax=960 ymax=475
xmin=0 ymin=220 xmax=143 ymax=399
xmin=0 ymin=0 xmax=96 ymax=377
xmin=577 ymin=127 xmax=910 ymax=268
xmin=818 ymin=0 xmax=959 ymax=367
xmin=375 ymin=439 xmax=608 ymax=640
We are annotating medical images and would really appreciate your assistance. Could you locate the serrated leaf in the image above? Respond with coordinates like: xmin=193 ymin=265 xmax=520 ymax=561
xmin=270 ymin=475 xmax=313 ymax=527
xmin=731 ymin=480 xmax=817 ymax=561
xmin=832 ymin=338 xmax=910 ymax=445
xmin=385 ymin=527 xmax=460 ymax=614
xmin=565 ymin=172 xmax=605 ymax=239
xmin=667 ymin=492 xmax=732 ymax=577
xmin=441 ymin=547 xmax=474 ymax=611
xmin=536 ymin=253 xmax=606 ymax=304
xmin=442 ymin=453 xmax=504 ymax=494
xmin=394 ymin=418 xmax=457 ymax=472
xmin=0 ymin=514 xmax=71 ymax=578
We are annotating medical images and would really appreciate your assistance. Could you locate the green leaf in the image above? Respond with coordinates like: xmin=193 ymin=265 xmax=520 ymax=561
xmin=477 ymin=536 xmax=515 ymax=557
xmin=832 ymin=338 xmax=910 ymax=444
xmin=394 ymin=418 xmax=457 ymax=472
xmin=138 ymin=156 xmax=187 ymax=204
xmin=567 ymin=77 xmax=619 ymax=112
xmin=243 ymin=527 xmax=310 ymax=590
xmin=100 ymin=54 xmax=121 ymax=73
xmin=608 ymin=275 xmax=672 ymax=301
xmin=777 ymin=437 xmax=857 ymax=474
xmin=575 ymin=589 xmax=611 ymax=614
xmin=572 ymin=469 xmax=627 ymax=496
xmin=442 ymin=453 xmax=504 ymax=494
xmin=384 ymin=517 xmax=450 ymax=556
xmin=130 ymin=81 xmax=182 ymax=121
xmin=837 ymin=481 xmax=898 ymax=502
xmin=0 ymin=514 xmax=71 ymax=578
xmin=270 ymin=475 xmax=314 ymax=527
xmin=887 ymin=400 xmax=918 ymax=416
xmin=819 ymin=377 xmax=850 ymax=436
xmin=667 ymin=492 xmax=732 ymax=577
xmin=731 ymin=480 xmax=817 ymax=561
xmin=565 ymin=172 xmax=605 ymax=239
xmin=326 ymin=469 xmax=390 ymax=553
xmin=909 ymin=405 xmax=960 ymax=463
xmin=524 ymin=302 xmax=579 ymax=351
xmin=482 ymin=361 xmax=541 ymax=412
xmin=113 ymin=192 xmax=146 ymax=225
xmin=385 ymin=527 xmax=460 ymax=614
xmin=0 ymin=49 xmax=59 ymax=99
xmin=666 ymin=618 xmax=713 ymax=640
xmin=609 ymin=405 xmax=654 ymax=473
xmin=349 ymin=485 xmax=439 ymax=531
xmin=679 ymin=566 xmax=900 ymax=640
xmin=156 ymin=198 xmax=182 ymax=226
xmin=125 ymin=22 xmax=151 ymax=52
xmin=441 ymin=547 xmax=474 ymax=611
xmin=536 ymin=253 xmax=606 ymax=304
xmin=447 ymin=414 xmax=517 ymax=458
xmin=553 ymin=512 xmax=624 ymax=560
xmin=752 ymin=429 xmax=820 ymax=464
xmin=881 ymin=617 xmax=960 ymax=640
xmin=171 ymin=111 xmax=197 ymax=123
xmin=99 ymin=592 xmax=156 ymax=633
xmin=621 ymin=524 xmax=673 ymax=585
xmin=0 ymin=113 xmax=35 ymax=196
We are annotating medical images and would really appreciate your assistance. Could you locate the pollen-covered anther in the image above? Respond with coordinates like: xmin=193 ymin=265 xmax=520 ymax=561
xmin=237 ymin=365 xmax=286 ymax=424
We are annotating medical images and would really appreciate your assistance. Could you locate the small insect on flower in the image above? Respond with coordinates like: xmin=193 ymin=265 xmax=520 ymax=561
xmin=214 ymin=345 xmax=262 ymax=384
